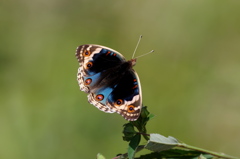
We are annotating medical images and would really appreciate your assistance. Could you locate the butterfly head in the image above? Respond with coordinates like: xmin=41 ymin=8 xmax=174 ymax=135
xmin=130 ymin=58 xmax=137 ymax=66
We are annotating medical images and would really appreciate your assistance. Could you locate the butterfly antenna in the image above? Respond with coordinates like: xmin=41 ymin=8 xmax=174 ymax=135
xmin=135 ymin=50 xmax=154 ymax=59
xmin=132 ymin=35 xmax=143 ymax=59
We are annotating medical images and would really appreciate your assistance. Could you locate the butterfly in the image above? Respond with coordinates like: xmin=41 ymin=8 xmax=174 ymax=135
xmin=75 ymin=44 xmax=142 ymax=121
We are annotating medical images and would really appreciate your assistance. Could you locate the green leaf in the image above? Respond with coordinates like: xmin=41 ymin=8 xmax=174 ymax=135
xmin=144 ymin=134 xmax=237 ymax=159
xmin=198 ymin=154 xmax=207 ymax=159
xmin=140 ymin=106 xmax=150 ymax=119
xmin=96 ymin=153 xmax=106 ymax=159
xmin=148 ymin=113 xmax=155 ymax=120
xmin=128 ymin=134 xmax=141 ymax=159
xmin=145 ymin=133 xmax=179 ymax=152
xmin=122 ymin=123 xmax=137 ymax=141
xmin=126 ymin=106 xmax=153 ymax=141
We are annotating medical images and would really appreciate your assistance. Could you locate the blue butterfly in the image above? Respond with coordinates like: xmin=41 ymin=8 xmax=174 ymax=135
xmin=75 ymin=45 xmax=142 ymax=121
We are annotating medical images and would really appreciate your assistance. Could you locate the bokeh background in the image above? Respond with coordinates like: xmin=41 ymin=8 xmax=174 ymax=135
xmin=1 ymin=0 xmax=240 ymax=158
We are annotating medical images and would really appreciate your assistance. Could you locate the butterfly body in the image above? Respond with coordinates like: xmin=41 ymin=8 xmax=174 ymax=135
xmin=76 ymin=44 xmax=142 ymax=121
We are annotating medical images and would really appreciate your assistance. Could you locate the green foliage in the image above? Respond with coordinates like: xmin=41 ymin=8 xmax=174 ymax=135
xmin=145 ymin=134 xmax=179 ymax=152
xmin=123 ymin=106 xmax=152 ymax=142
xmin=102 ymin=107 xmax=239 ymax=159
xmin=135 ymin=149 xmax=214 ymax=159
xmin=128 ymin=134 xmax=141 ymax=159
xmin=122 ymin=106 xmax=152 ymax=159
xmin=122 ymin=123 xmax=137 ymax=142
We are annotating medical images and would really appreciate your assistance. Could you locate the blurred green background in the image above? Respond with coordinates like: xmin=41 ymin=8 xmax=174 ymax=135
xmin=1 ymin=0 xmax=240 ymax=158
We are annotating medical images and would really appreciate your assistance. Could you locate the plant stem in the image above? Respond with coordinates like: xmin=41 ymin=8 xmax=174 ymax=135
xmin=137 ymin=132 xmax=150 ymax=141
xmin=178 ymin=143 xmax=239 ymax=159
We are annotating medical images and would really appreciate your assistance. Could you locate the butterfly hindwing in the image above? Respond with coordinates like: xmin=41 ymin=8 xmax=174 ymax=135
xmin=106 ymin=70 xmax=142 ymax=121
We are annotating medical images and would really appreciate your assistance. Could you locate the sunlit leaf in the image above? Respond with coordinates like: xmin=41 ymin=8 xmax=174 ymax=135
xmin=96 ymin=153 xmax=106 ymax=159
xmin=145 ymin=133 xmax=179 ymax=152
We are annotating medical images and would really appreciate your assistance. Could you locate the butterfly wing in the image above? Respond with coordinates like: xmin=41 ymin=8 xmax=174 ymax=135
xmin=76 ymin=44 xmax=127 ymax=113
xmin=106 ymin=69 xmax=142 ymax=121
xmin=76 ymin=44 xmax=126 ymax=92
xmin=76 ymin=44 xmax=142 ymax=120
